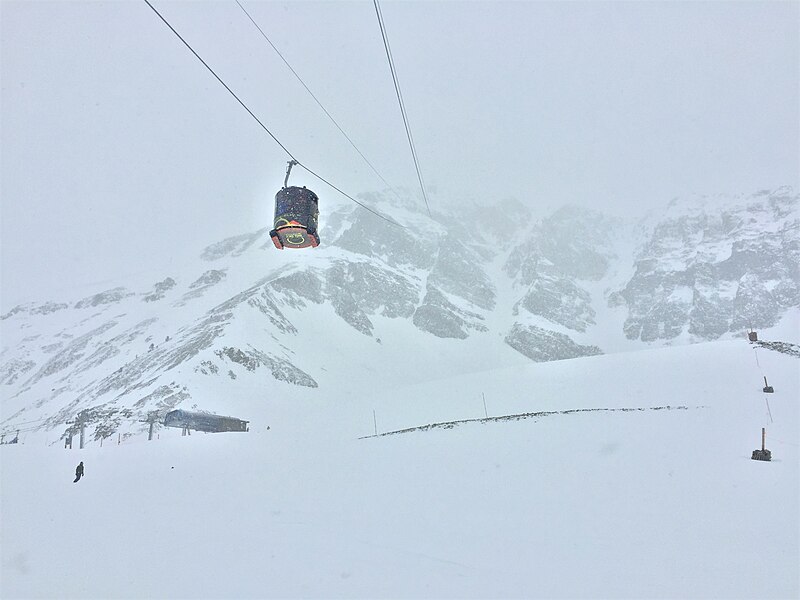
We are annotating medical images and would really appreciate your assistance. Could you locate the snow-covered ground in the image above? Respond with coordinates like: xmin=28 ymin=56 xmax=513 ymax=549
xmin=2 ymin=335 xmax=797 ymax=599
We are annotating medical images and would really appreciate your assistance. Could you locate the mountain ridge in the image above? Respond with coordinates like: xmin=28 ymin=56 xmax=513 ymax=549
xmin=1 ymin=187 xmax=797 ymax=441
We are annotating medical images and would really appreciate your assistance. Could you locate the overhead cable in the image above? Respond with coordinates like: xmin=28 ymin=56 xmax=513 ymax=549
xmin=235 ymin=0 xmax=404 ymax=203
xmin=141 ymin=0 xmax=404 ymax=228
xmin=1 ymin=416 xmax=49 ymax=427
xmin=373 ymin=0 xmax=432 ymax=217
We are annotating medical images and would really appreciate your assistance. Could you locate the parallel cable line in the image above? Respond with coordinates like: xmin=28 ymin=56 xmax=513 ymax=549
xmin=141 ymin=0 xmax=404 ymax=228
xmin=1 ymin=417 xmax=48 ymax=427
xmin=373 ymin=0 xmax=432 ymax=217
xmin=235 ymin=0 xmax=404 ymax=203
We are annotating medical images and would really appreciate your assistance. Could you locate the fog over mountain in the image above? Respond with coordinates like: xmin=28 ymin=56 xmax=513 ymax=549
xmin=2 ymin=3 xmax=798 ymax=596
xmin=2 ymin=1 xmax=797 ymax=311
xmin=1 ymin=186 xmax=797 ymax=442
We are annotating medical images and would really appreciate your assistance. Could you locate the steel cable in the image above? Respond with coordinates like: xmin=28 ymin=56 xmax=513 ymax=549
xmin=373 ymin=0 xmax=432 ymax=217
xmin=142 ymin=0 xmax=404 ymax=228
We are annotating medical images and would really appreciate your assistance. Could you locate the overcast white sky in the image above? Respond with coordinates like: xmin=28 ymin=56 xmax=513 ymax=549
xmin=1 ymin=0 xmax=798 ymax=309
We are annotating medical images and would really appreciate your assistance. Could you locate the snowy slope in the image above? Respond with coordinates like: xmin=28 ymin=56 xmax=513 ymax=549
xmin=1 ymin=336 xmax=797 ymax=598
xmin=1 ymin=188 xmax=798 ymax=445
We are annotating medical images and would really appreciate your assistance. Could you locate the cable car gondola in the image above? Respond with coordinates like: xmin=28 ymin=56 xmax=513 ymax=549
xmin=269 ymin=160 xmax=320 ymax=249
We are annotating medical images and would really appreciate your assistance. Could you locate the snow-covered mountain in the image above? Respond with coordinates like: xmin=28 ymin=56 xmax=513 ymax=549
xmin=1 ymin=187 xmax=798 ymax=442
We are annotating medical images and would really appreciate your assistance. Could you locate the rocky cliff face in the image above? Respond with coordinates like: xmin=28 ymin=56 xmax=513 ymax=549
xmin=505 ymin=206 xmax=622 ymax=333
xmin=615 ymin=188 xmax=799 ymax=342
xmin=1 ymin=188 xmax=797 ymax=439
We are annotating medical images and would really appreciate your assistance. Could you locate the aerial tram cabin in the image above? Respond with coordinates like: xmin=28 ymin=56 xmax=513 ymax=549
xmin=269 ymin=160 xmax=320 ymax=250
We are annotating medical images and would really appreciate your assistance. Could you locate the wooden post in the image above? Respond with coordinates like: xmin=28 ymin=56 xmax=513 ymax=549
xmin=762 ymin=427 xmax=766 ymax=452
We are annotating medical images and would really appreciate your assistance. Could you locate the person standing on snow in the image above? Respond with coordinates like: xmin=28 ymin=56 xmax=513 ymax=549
xmin=73 ymin=461 xmax=84 ymax=483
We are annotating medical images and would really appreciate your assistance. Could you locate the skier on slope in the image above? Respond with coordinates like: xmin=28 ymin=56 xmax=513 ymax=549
xmin=73 ymin=461 xmax=84 ymax=483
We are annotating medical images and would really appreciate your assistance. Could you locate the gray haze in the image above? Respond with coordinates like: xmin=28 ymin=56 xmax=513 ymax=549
xmin=1 ymin=0 xmax=798 ymax=309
